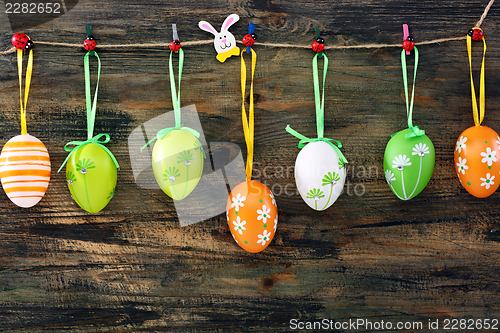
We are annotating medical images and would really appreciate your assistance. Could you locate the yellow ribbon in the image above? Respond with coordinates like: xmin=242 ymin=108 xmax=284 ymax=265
xmin=467 ymin=27 xmax=486 ymax=126
xmin=241 ymin=48 xmax=256 ymax=181
xmin=16 ymin=48 xmax=33 ymax=135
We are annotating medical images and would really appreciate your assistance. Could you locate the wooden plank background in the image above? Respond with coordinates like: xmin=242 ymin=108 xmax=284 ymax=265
xmin=1 ymin=0 xmax=500 ymax=331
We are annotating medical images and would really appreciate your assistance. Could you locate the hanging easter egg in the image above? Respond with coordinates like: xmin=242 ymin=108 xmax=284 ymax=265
xmin=294 ymin=141 xmax=346 ymax=211
xmin=227 ymin=180 xmax=278 ymax=253
xmin=0 ymin=134 xmax=50 ymax=208
xmin=383 ymin=129 xmax=435 ymax=200
xmin=151 ymin=130 xmax=204 ymax=200
xmin=454 ymin=125 xmax=500 ymax=198
xmin=65 ymin=143 xmax=117 ymax=213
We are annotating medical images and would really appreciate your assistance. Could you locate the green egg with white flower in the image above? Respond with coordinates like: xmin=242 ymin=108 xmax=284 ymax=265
xmin=151 ymin=130 xmax=204 ymax=200
xmin=66 ymin=143 xmax=118 ymax=213
xmin=383 ymin=129 xmax=435 ymax=200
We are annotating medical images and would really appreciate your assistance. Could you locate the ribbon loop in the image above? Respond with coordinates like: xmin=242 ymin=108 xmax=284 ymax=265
xmin=286 ymin=51 xmax=347 ymax=164
xmin=241 ymin=48 xmax=257 ymax=181
xmin=58 ymin=50 xmax=119 ymax=173
xmin=401 ymin=46 xmax=423 ymax=134
xmin=17 ymin=48 xmax=33 ymax=135
xmin=141 ymin=47 xmax=202 ymax=153
xmin=286 ymin=125 xmax=348 ymax=164
xmin=467 ymin=27 xmax=486 ymax=126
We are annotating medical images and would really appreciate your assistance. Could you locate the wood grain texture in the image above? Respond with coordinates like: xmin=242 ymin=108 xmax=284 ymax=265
xmin=0 ymin=0 xmax=500 ymax=331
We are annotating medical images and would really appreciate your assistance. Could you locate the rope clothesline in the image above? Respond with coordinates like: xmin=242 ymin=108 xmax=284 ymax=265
xmin=0 ymin=0 xmax=494 ymax=55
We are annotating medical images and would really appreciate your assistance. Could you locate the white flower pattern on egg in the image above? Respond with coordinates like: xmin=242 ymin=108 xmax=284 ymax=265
xmin=385 ymin=170 xmax=396 ymax=185
xmin=257 ymin=230 xmax=271 ymax=246
xmin=456 ymin=157 xmax=469 ymax=175
xmin=257 ymin=205 xmax=271 ymax=223
xmin=481 ymin=147 xmax=497 ymax=166
xmin=269 ymin=192 xmax=276 ymax=206
xmin=480 ymin=173 xmax=495 ymax=189
xmin=231 ymin=193 xmax=246 ymax=212
xmin=456 ymin=136 xmax=467 ymax=153
xmin=412 ymin=143 xmax=430 ymax=157
xmin=232 ymin=216 xmax=246 ymax=235
xmin=392 ymin=154 xmax=412 ymax=171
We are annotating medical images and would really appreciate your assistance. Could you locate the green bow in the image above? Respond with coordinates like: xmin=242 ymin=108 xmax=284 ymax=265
xmin=141 ymin=126 xmax=201 ymax=150
xmin=58 ymin=133 xmax=119 ymax=172
xmin=286 ymin=125 xmax=348 ymax=164
xmin=391 ymin=125 xmax=426 ymax=138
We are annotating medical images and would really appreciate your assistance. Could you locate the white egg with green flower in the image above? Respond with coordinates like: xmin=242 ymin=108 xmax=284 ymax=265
xmin=294 ymin=141 xmax=346 ymax=211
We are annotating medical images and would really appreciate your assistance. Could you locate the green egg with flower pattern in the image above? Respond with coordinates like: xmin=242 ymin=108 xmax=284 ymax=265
xmin=383 ymin=129 xmax=435 ymax=200
xmin=151 ymin=130 xmax=204 ymax=200
xmin=65 ymin=143 xmax=118 ymax=213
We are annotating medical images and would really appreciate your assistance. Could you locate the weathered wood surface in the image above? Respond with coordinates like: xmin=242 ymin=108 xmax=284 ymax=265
xmin=0 ymin=0 xmax=500 ymax=331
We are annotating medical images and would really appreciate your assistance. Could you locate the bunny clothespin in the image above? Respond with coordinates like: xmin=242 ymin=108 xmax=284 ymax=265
xmin=198 ymin=14 xmax=240 ymax=63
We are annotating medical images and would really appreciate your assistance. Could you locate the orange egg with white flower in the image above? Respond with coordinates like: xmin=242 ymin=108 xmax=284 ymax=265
xmin=226 ymin=180 xmax=278 ymax=253
xmin=455 ymin=125 xmax=500 ymax=198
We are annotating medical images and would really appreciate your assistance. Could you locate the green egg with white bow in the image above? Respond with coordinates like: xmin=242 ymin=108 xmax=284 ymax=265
xmin=151 ymin=130 xmax=204 ymax=200
xmin=383 ymin=129 xmax=435 ymax=200
xmin=65 ymin=143 xmax=118 ymax=213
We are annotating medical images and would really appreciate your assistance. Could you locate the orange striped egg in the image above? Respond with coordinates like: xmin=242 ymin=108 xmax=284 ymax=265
xmin=0 ymin=134 xmax=51 ymax=208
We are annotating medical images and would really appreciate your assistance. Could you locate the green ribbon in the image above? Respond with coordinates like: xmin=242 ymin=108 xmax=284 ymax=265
xmin=285 ymin=52 xmax=348 ymax=164
xmin=285 ymin=125 xmax=347 ymax=164
xmin=58 ymin=51 xmax=119 ymax=173
xmin=395 ymin=46 xmax=425 ymax=138
xmin=141 ymin=48 xmax=202 ymax=151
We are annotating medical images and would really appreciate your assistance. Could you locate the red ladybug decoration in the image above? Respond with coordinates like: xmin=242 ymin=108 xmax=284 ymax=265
xmin=169 ymin=39 xmax=181 ymax=52
xmin=242 ymin=33 xmax=257 ymax=47
xmin=12 ymin=33 xmax=30 ymax=50
xmin=402 ymin=36 xmax=415 ymax=52
xmin=83 ymin=35 xmax=96 ymax=51
xmin=468 ymin=28 xmax=483 ymax=41
xmin=312 ymin=37 xmax=325 ymax=53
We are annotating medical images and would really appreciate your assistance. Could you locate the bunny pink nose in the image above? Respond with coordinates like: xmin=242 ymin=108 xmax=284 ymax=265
xmin=221 ymin=39 xmax=227 ymax=43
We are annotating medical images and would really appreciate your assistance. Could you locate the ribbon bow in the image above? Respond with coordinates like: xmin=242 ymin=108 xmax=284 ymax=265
xmin=58 ymin=49 xmax=119 ymax=173
xmin=58 ymin=133 xmax=119 ymax=172
xmin=286 ymin=125 xmax=347 ymax=164
xmin=141 ymin=125 xmax=201 ymax=150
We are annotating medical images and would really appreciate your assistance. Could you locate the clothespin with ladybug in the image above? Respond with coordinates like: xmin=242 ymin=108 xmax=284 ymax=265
xmin=468 ymin=27 xmax=484 ymax=41
xmin=83 ymin=25 xmax=96 ymax=53
xmin=242 ymin=22 xmax=257 ymax=53
xmin=402 ymin=24 xmax=415 ymax=54
xmin=11 ymin=33 xmax=34 ymax=51
xmin=311 ymin=27 xmax=325 ymax=57
xmin=169 ymin=24 xmax=182 ymax=52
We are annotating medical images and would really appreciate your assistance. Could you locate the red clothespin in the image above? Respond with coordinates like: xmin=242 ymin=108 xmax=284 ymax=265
xmin=12 ymin=32 xmax=33 ymax=51
xmin=468 ymin=27 xmax=484 ymax=41
xmin=402 ymin=24 xmax=414 ymax=54
xmin=242 ymin=22 xmax=256 ymax=53
xmin=83 ymin=25 xmax=96 ymax=53
xmin=169 ymin=24 xmax=181 ymax=52
xmin=312 ymin=27 xmax=325 ymax=57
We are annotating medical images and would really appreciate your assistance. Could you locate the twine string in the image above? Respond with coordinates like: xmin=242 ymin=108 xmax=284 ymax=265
xmin=0 ymin=0 xmax=494 ymax=55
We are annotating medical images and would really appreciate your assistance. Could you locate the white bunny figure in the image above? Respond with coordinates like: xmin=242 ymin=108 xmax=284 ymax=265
xmin=198 ymin=14 xmax=241 ymax=63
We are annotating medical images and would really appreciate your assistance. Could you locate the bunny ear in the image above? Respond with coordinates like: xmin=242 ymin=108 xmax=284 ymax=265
xmin=221 ymin=14 xmax=240 ymax=32
xmin=198 ymin=21 xmax=218 ymax=35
